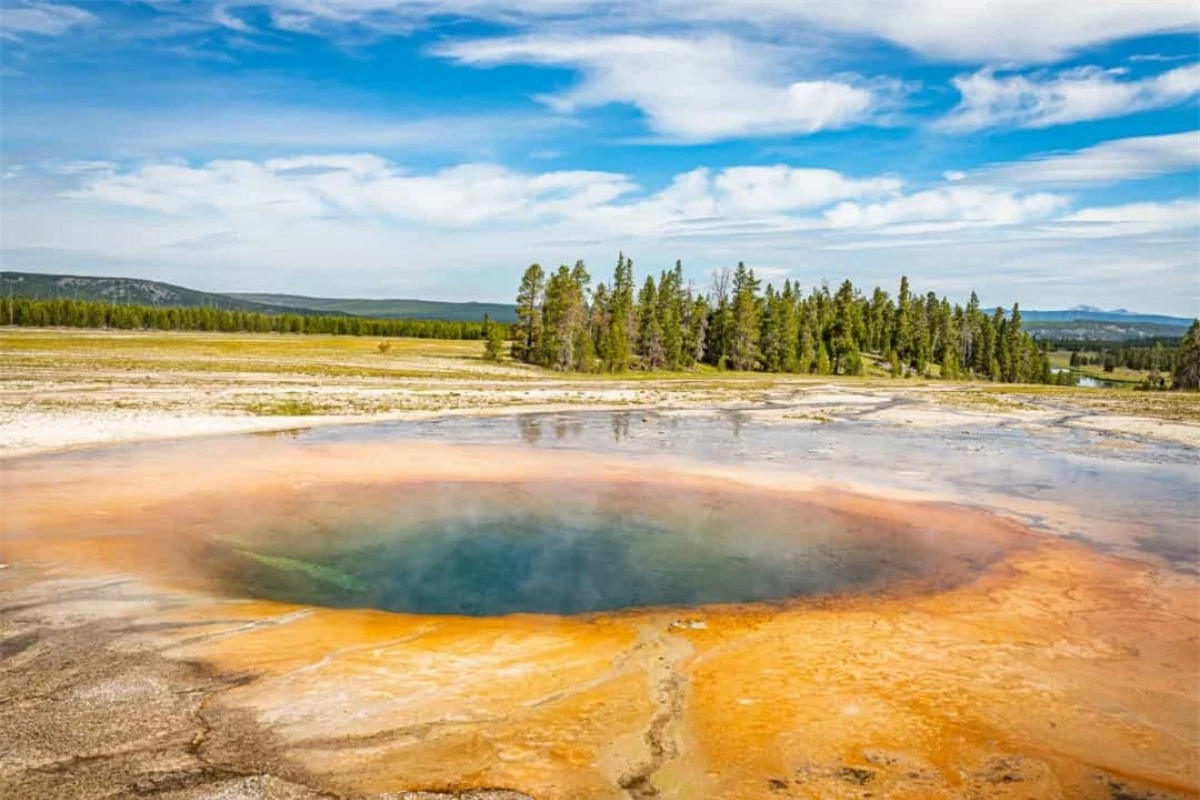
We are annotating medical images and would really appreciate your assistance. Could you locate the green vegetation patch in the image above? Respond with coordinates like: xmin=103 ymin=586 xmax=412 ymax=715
xmin=234 ymin=549 xmax=368 ymax=592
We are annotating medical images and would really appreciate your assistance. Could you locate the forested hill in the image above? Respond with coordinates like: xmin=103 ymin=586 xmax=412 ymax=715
xmin=0 ymin=272 xmax=334 ymax=316
xmin=1020 ymin=307 xmax=1192 ymax=342
xmin=229 ymin=293 xmax=519 ymax=323
xmin=0 ymin=272 xmax=518 ymax=322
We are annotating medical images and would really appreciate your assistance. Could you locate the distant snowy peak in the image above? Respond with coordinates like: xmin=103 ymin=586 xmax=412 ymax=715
xmin=1067 ymin=305 xmax=1133 ymax=315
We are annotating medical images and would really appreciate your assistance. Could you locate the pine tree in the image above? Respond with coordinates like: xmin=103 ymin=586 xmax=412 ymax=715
xmin=779 ymin=281 xmax=800 ymax=372
xmin=605 ymin=253 xmax=634 ymax=372
xmin=483 ymin=313 xmax=505 ymax=361
xmin=729 ymin=262 xmax=761 ymax=371
xmin=814 ymin=340 xmax=831 ymax=375
xmin=1004 ymin=303 xmax=1024 ymax=382
xmin=1173 ymin=321 xmax=1200 ymax=390
xmin=570 ymin=261 xmax=594 ymax=372
xmin=637 ymin=275 xmax=665 ymax=369
xmin=514 ymin=263 xmax=545 ymax=363
xmin=499 ymin=255 xmax=1059 ymax=384
xmin=591 ymin=283 xmax=610 ymax=365
xmin=687 ymin=293 xmax=708 ymax=367
xmin=895 ymin=275 xmax=912 ymax=367
xmin=705 ymin=268 xmax=732 ymax=369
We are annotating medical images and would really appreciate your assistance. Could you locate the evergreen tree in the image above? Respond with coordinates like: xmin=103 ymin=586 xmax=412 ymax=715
xmin=591 ymin=283 xmax=610 ymax=365
xmin=729 ymin=262 xmax=761 ymax=371
xmin=1172 ymin=320 xmax=1200 ymax=390
xmin=483 ymin=313 xmax=505 ymax=361
xmin=814 ymin=340 xmax=831 ymax=375
xmin=658 ymin=262 xmax=685 ymax=370
xmin=637 ymin=275 xmax=665 ymax=369
xmin=571 ymin=261 xmax=595 ymax=372
xmin=705 ymin=268 xmax=732 ymax=369
xmin=514 ymin=263 xmax=545 ymax=363
xmin=687 ymin=293 xmax=709 ymax=368
xmin=894 ymin=275 xmax=912 ymax=367
xmin=605 ymin=253 xmax=634 ymax=372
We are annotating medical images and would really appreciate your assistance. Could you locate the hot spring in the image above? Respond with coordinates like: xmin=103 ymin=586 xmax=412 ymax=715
xmin=140 ymin=478 xmax=1018 ymax=618
xmin=3 ymin=441 xmax=1028 ymax=617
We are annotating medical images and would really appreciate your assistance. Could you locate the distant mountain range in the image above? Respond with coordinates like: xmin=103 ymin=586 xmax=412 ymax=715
xmin=1 ymin=272 xmax=519 ymax=322
xmin=228 ymin=292 xmax=518 ymax=322
xmin=1020 ymin=306 xmax=1192 ymax=326
xmin=1020 ymin=307 xmax=1193 ymax=341
xmin=0 ymin=271 xmax=338 ymax=317
xmin=2 ymin=271 xmax=1191 ymax=333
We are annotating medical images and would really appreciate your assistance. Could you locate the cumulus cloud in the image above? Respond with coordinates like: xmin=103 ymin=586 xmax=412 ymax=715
xmin=0 ymin=2 xmax=94 ymax=38
xmin=69 ymin=156 xmax=638 ymax=226
xmin=982 ymin=131 xmax=1200 ymax=186
xmin=822 ymin=187 xmax=1068 ymax=233
xmin=6 ymin=152 xmax=1195 ymax=312
xmin=712 ymin=167 xmax=902 ymax=213
xmin=938 ymin=63 xmax=1200 ymax=132
xmin=434 ymin=34 xmax=891 ymax=142
xmin=58 ymin=154 xmax=1074 ymax=242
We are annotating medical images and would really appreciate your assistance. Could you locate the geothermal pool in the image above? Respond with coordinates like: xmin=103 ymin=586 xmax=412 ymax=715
xmin=153 ymin=476 xmax=1016 ymax=616
xmin=2 ymin=411 xmax=1197 ymax=800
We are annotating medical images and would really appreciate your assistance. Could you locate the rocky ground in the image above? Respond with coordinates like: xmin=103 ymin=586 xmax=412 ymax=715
xmin=1 ymin=329 xmax=1198 ymax=799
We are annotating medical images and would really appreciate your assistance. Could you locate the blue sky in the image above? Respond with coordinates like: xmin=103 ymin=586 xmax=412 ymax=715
xmin=1 ymin=1 xmax=1198 ymax=314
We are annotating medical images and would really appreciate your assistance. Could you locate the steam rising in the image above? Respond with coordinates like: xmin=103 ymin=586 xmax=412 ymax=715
xmin=2 ymin=439 xmax=1027 ymax=617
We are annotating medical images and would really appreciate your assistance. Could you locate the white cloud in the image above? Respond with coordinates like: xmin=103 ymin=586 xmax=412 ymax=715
xmin=823 ymin=187 xmax=1067 ymax=232
xmin=1050 ymin=199 xmax=1200 ymax=238
xmin=5 ymin=153 xmax=1196 ymax=313
xmin=10 ymin=1 xmax=1195 ymax=68
xmin=69 ymin=156 xmax=638 ymax=226
xmin=220 ymin=1 xmax=1199 ymax=63
xmin=0 ymin=2 xmax=94 ymax=38
xmin=712 ymin=167 xmax=901 ymax=213
xmin=212 ymin=4 xmax=254 ymax=33
xmin=51 ymin=154 xmax=1073 ymax=245
xmin=60 ymin=157 xmax=910 ymax=230
xmin=938 ymin=63 xmax=1200 ymax=132
xmin=434 ymin=34 xmax=889 ymax=142
xmin=741 ymin=0 xmax=1200 ymax=63
xmin=983 ymin=131 xmax=1200 ymax=186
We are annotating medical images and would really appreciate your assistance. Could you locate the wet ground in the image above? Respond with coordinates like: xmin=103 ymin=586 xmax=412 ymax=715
xmin=305 ymin=408 xmax=1200 ymax=570
xmin=1 ymin=407 xmax=1198 ymax=799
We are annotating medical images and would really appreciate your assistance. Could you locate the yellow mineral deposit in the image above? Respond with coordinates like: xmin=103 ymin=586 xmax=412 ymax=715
xmin=2 ymin=440 xmax=1196 ymax=799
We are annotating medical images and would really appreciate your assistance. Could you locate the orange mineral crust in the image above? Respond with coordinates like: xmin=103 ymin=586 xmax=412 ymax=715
xmin=1 ymin=440 xmax=1196 ymax=800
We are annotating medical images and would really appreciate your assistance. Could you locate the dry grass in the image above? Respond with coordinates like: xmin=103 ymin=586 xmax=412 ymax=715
xmin=3 ymin=328 xmax=1197 ymax=427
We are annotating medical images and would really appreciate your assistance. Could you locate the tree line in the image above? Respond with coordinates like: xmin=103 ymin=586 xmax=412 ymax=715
xmin=0 ymin=296 xmax=493 ymax=340
xmin=512 ymin=255 xmax=1057 ymax=383
xmin=1068 ymin=342 xmax=1178 ymax=373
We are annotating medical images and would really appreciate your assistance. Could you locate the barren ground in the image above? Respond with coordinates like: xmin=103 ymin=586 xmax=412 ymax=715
xmin=2 ymin=328 xmax=1199 ymax=458
xmin=1 ymin=329 xmax=1198 ymax=800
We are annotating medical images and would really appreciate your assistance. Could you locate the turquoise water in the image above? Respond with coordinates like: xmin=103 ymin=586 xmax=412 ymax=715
xmin=200 ymin=480 xmax=975 ymax=616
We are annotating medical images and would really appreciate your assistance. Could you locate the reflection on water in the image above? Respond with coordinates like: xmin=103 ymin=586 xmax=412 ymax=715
xmin=518 ymin=415 xmax=541 ymax=444
xmin=1074 ymin=374 xmax=1123 ymax=389
xmin=1051 ymin=367 xmax=1124 ymax=389
xmin=611 ymin=412 xmax=630 ymax=443
xmin=8 ymin=407 xmax=1198 ymax=579
xmin=309 ymin=409 xmax=1200 ymax=569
